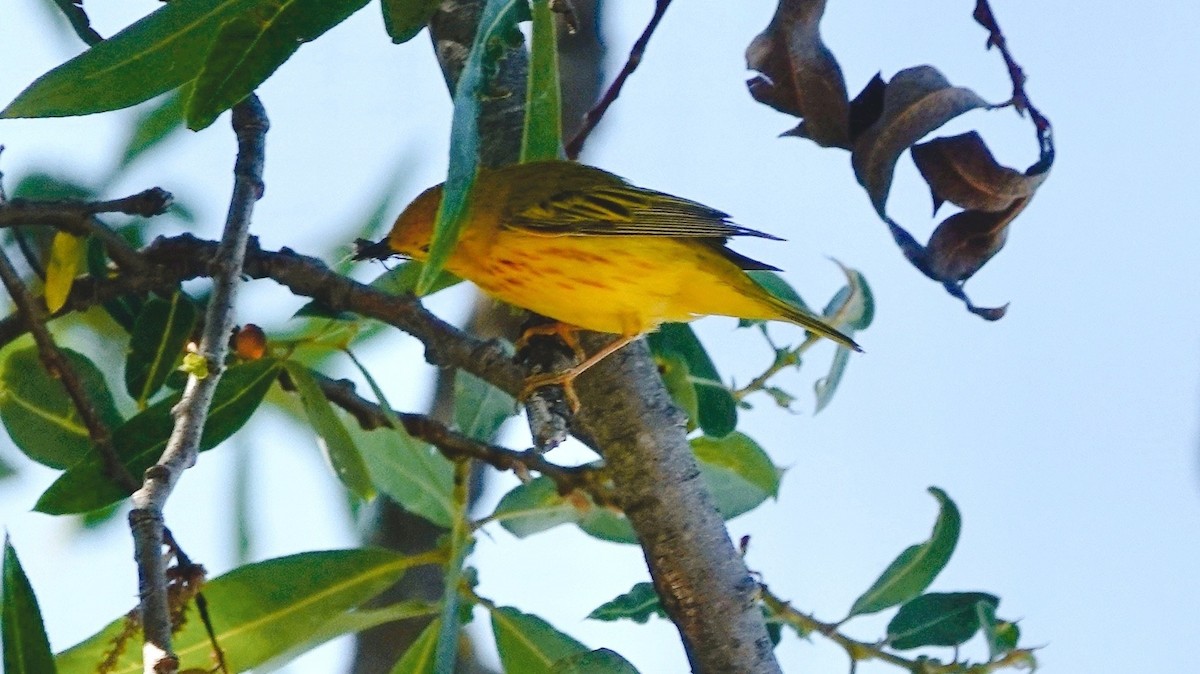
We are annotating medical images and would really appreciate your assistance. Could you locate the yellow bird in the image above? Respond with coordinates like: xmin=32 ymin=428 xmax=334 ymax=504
xmin=366 ymin=160 xmax=859 ymax=399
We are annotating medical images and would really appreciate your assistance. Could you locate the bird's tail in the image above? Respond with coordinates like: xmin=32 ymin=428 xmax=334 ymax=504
xmin=770 ymin=296 xmax=862 ymax=352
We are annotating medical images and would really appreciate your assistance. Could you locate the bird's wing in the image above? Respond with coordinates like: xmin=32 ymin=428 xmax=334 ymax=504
xmin=506 ymin=184 xmax=783 ymax=240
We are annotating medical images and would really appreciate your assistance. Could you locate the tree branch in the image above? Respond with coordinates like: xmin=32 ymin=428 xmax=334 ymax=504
xmin=0 ymin=187 xmax=172 ymax=272
xmin=0 ymin=247 xmax=138 ymax=493
xmin=573 ymin=335 xmax=781 ymax=673
xmin=304 ymin=372 xmax=610 ymax=503
xmin=128 ymin=95 xmax=268 ymax=674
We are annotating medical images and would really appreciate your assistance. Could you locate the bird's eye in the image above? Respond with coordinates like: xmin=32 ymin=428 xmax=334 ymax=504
xmin=419 ymin=244 xmax=431 ymax=253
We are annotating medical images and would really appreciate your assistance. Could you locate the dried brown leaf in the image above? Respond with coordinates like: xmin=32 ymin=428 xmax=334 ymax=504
xmin=851 ymin=66 xmax=990 ymax=216
xmin=745 ymin=0 xmax=850 ymax=149
xmin=925 ymin=201 xmax=1025 ymax=282
xmin=912 ymin=131 xmax=1045 ymax=214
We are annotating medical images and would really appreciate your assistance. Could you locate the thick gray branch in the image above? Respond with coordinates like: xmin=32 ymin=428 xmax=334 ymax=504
xmin=575 ymin=336 xmax=781 ymax=673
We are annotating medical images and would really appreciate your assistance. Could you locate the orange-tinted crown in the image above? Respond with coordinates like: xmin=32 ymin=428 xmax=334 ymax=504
xmin=385 ymin=184 xmax=443 ymax=259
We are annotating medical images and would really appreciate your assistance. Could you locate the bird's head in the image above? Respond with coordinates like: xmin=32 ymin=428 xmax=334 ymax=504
xmin=383 ymin=184 xmax=443 ymax=260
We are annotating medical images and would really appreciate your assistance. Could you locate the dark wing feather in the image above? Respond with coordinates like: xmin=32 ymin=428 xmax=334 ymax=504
xmin=710 ymin=243 xmax=783 ymax=271
xmin=507 ymin=183 xmax=783 ymax=241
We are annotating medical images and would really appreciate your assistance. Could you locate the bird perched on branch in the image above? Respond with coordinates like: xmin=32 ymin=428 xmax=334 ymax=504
xmin=358 ymin=160 xmax=858 ymax=403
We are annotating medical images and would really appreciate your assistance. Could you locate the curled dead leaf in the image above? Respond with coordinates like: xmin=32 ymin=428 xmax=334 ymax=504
xmin=912 ymin=131 xmax=1046 ymax=214
xmin=851 ymin=66 xmax=991 ymax=216
xmin=746 ymin=0 xmax=850 ymax=149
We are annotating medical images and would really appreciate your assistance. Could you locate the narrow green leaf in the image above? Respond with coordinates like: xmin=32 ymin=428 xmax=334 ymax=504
xmin=57 ymin=549 xmax=419 ymax=674
xmin=44 ymin=231 xmax=85 ymax=313
xmin=521 ymin=0 xmax=563 ymax=162
xmin=655 ymin=352 xmax=699 ymax=431
xmin=586 ymin=583 xmax=665 ymax=624
xmin=847 ymin=487 xmax=961 ymax=618
xmin=3 ymin=538 xmax=57 ymax=674
xmin=356 ymin=424 xmax=454 ymax=528
xmin=646 ymin=323 xmax=737 ymax=437
xmin=262 ymin=601 xmax=440 ymax=671
xmin=2 ymin=0 xmax=259 ymax=118
xmin=417 ymin=0 xmax=527 ymax=294
xmin=380 ymin=0 xmax=439 ymax=44
xmin=0 ymin=347 xmax=122 ymax=469
xmin=489 ymin=476 xmax=638 ymax=544
xmin=388 ymin=618 xmax=440 ymax=674
xmin=491 ymin=607 xmax=588 ymax=674
xmin=552 ymin=648 xmax=641 ymax=674
xmin=85 ymin=237 xmax=143 ymax=332
xmin=814 ymin=262 xmax=873 ymax=413
xmin=432 ymin=461 xmax=473 ymax=674
xmin=283 ymin=361 xmax=375 ymax=501
xmin=691 ymin=432 xmax=781 ymax=519
xmin=979 ymin=603 xmax=1020 ymax=659
xmin=491 ymin=477 xmax=588 ymax=538
xmin=886 ymin=592 xmax=998 ymax=650
xmin=125 ymin=291 xmax=198 ymax=407
xmin=295 ymin=261 xmax=461 ymax=319
xmin=185 ymin=0 xmax=371 ymax=130
xmin=453 ymin=370 xmax=516 ymax=442
xmin=117 ymin=92 xmax=185 ymax=168
xmin=36 ymin=358 xmax=281 ymax=514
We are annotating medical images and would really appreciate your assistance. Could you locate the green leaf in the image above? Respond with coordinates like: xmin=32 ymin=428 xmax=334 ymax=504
xmin=490 ymin=477 xmax=638 ymax=544
xmin=521 ymin=0 xmax=562 ymax=162
xmin=117 ymin=92 xmax=185 ymax=168
xmin=886 ymin=592 xmax=998 ymax=650
xmin=655 ymin=351 xmax=699 ymax=431
xmin=417 ymin=0 xmax=527 ymax=294
xmin=814 ymin=262 xmax=873 ymax=413
xmin=586 ymin=583 xmax=665 ymax=624
xmin=44 ymin=231 xmax=85 ymax=313
xmin=85 ymin=237 xmax=144 ymax=332
xmin=264 ymin=601 xmax=439 ymax=671
xmin=3 ymin=538 xmax=57 ymax=674
xmin=491 ymin=476 xmax=588 ymax=537
xmin=691 ymin=432 xmax=781 ymax=519
xmin=0 ymin=347 xmax=122 ymax=469
xmin=980 ymin=604 xmax=1021 ymax=659
xmin=36 ymin=358 xmax=281 ymax=514
xmin=2 ymin=0 xmax=260 ymax=118
xmin=185 ymin=0 xmax=371 ymax=130
xmin=380 ymin=0 xmax=439 ymax=44
xmin=283 ymin=362 xmax=375 ymax=501
xmin=388 ymin=618 xmax=440 ymax=674
xmin=646 ymin=323 xmax=737 ymax=437
xmin=296 ymin=261 xmax=461 ymax=319
xmin=357 ymin=424 xmax=454 ymax=528
xmin=847 ymin=487 xmax=961 ymax=618
xmin=57 ymin=549 xmax=419 ymax=673
xmin=124 ymin=291 xmax=198 ymax=407
xmin=551 ymin=648 xmax=641 ymax=674
xmin=454 ymin=370 xmax=517 ymax=442
xmin=491 ymin=606 xmax=588 ymax=674
xmin=820 ymin=262 xmax=874 ymax=332
xmin=741 ymin=271 xmax=810 ymax=327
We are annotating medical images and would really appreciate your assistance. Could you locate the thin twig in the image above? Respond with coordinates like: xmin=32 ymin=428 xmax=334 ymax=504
xmin=128 ymin=95 xmax=268 ymax=674
xmin=759 ymin=583 xmax=1038 ymax=673
xmin=299 ymin=372 xmax=609 ymax=502
xmin=0 ymin=235 xmax=529 ymax=396
xmin=0 ymin=246 xmax=139 ymax=492
xmin=563 ymin=0 xmax=672 ymax=159
xmin=0 ymin=188 xmax=172 ymax=272
xmin=972 ymin=0 xmax=1053 ymax=164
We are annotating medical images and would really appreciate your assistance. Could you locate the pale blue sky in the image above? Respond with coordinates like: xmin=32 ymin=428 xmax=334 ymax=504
xmin=1 ymin=1 xmax=1198 ymax=672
